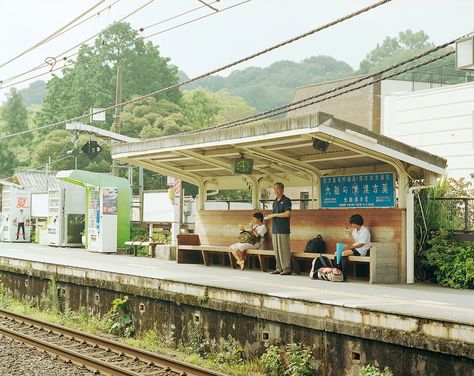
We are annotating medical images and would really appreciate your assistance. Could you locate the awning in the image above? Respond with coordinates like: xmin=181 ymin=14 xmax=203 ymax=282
xmin=110 ymin=112 xmax=446 ymax=191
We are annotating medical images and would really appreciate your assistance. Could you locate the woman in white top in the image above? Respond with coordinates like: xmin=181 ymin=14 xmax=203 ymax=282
xmin=230 ymin=212 xmax=268 ymax=270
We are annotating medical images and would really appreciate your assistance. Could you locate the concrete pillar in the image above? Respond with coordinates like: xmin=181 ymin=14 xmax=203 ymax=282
xmin=197 ymin=182 xmax=205 ymax=211
xmin=398 ymin=172 xmax=409 ymax=208
xmin=250 ymin=176 xmax=260 ymax=210
xmin=313 ymin=174 xmax=321 ymax=209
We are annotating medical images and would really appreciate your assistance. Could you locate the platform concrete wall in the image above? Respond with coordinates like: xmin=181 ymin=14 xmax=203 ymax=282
xmin=0 ymin=259 xmax=472 ymax=376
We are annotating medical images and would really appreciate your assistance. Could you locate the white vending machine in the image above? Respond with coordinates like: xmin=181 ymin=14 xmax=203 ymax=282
xmin=47 ymin=187 xmax=86 ymax=247
xmin=0 ymin=188 xmax=31 ymax=242
xmin=87 ymin=187 xmax=118 ymax=253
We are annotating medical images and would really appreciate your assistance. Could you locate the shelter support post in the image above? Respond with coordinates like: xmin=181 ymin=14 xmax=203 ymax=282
xmin=406 ymin=185 xmax=432 ymax=284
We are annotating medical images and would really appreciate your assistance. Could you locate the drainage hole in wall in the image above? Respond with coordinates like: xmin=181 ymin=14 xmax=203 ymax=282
xmin=139 ymin=303 xmax=145 ymax=313
xmin=351 ymin=352 xmax=361 ymax=363
xmin=262 ymin=331 xmax=270 ymax=341
xmin=193 ymin=313 xmax=201 ymax=323
xmin=24 ymin=279 xmax=29 ymax=288
xmin=94 ymin=293 xmax=100 ymax=304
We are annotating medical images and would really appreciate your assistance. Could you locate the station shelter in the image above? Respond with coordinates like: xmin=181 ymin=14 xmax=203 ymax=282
xmin=110 ymin=112 xmax=447 ymax=283
xmin=56 ymin=170 xmax=131 ymax=251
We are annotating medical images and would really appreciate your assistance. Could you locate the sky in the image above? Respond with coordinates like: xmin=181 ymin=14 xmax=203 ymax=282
xmin=0 ymin=0 xmax=473 ymax=97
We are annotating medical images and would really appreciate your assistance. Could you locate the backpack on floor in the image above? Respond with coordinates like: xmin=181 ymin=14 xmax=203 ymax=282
xmin=317 ymin=267 xmax=344 ymax=282
xmin=304 ymin=234 xmax=326 ymax=253
xmin=309 ymin=255 xmax=332 ymax=279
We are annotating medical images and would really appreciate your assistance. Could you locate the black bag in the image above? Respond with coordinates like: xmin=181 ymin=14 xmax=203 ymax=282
xmin=309 ymin=255 xmax=332 ymax=279
xmin=304 ymin=234 xmax=326 ymax=253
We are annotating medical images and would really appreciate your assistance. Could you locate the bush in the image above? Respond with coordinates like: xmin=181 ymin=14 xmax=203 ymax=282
xmin=359 ymin=365 xmax=393 ymax=376
xmin=425 ymin=230 xmax=474 ymax=289
xmin=260 ymin=342 xmax=314 ymax=376
xmin=215 ymin=335 xmax=243 ymax=365
xmin=105 ymin=296 xmax=135 ymax=337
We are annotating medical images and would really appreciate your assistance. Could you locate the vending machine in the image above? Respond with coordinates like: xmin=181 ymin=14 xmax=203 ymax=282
xmin=87 ymin=187 xmax=118 ymax=253
xmin=47 ymin=187 xmax=85 ymax=247
xmin=1 ymin=187 xmax=31 ymax=242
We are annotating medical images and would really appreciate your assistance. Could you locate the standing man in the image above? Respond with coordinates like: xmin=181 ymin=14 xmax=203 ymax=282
xmin=16 ymin=209 xmax=26 ymax=241
xmin=265 ymin=183 xmax=292 ymax=275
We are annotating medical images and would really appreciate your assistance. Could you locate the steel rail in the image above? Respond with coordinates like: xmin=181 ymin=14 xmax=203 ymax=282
xmin=0 ymin=308 xmax=224 ymax=376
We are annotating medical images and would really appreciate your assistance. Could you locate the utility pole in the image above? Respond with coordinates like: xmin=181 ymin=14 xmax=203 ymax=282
xmin=111 ymin=66 xmax=122 ymax=177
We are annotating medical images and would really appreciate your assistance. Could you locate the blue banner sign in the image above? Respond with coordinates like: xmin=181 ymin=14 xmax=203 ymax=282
xmin=321 ymin=172 xmax=395 ymax=208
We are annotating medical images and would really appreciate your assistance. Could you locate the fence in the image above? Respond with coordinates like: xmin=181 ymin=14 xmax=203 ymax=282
xmin=430 ymin=197 xmax=474 ymax=240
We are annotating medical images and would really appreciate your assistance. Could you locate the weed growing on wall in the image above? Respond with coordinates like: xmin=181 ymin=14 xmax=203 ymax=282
xmin=39 ymin=278 xmax=60 ymax=312
xmin=104 ymin=296 xmax=135 ymax=337
xmin=260 ymin=342 xmax=315 ymax=376
xmin=215 ymin=335 xmax=243 ymax=365
xmin=359 ymin=364 xmax=394 ymax=376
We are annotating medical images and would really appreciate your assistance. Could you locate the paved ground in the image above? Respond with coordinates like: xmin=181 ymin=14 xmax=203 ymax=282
xmin=0 ymin=242 xmax=473 ymax=325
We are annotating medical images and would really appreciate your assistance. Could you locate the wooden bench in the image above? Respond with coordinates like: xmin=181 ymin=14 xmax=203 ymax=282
xmin=177 ymin=235 xmax=399 ymax=283
xmin=177 ymin=234 xmax=399 ymax=283
xmin=124 ymin=238 xmax=162 ymax=257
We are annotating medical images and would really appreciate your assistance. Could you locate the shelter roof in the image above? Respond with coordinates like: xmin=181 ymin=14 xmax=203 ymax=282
xmin=110 ymin=112 xmax=446 ymax=189
xmin=0 ymin=170 xmax=83 ymax=193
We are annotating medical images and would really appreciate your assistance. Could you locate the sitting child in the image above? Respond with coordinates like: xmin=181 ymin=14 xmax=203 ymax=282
xmin=230 ymin=212 xmax=267 ymax=270
xmin=337 ymin=214 xmax=371 ymax=281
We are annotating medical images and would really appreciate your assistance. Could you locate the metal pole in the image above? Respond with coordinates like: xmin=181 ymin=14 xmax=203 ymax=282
xmin=464 ymin=198 xmax=469 ymax=232
xmin=112 ymin=66 xmax=123 ymax=177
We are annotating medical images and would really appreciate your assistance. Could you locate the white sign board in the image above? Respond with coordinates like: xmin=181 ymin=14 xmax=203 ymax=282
xmin=143 ymin=191 xmax=173 ymax=222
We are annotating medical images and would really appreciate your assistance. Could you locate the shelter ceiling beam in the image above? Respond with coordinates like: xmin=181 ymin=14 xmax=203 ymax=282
xmin=298 ymin=151 xmax=364 ymax=163
xmin=119 ymin=157 xmax=203 ymax=187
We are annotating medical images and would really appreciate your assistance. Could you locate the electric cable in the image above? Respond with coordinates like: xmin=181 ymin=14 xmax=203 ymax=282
xmin=0 ymin=0 xmax=108 ymax=69
xmin=0 ymin=0 xmax=154 ymax=86
xmin=0 ymin=0 xmax=393 ymax=140
xmin=0 ymin=0 xmax=238 ymax=88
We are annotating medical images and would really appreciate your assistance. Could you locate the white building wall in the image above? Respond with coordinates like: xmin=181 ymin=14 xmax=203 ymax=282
xmin=383 ymin=82 xmax=474 ymax=179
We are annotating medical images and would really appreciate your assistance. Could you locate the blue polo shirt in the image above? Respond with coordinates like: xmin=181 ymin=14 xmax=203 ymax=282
xmin=272 ymin=195 xmax=292 ymax=234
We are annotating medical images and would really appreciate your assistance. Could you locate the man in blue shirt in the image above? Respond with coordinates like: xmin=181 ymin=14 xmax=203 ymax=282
xmin=265 ymin=182 xmax=292 ymax=275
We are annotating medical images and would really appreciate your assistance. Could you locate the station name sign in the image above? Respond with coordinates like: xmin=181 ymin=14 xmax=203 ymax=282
xmin=321 ymin=172 xmax=395 ymax=208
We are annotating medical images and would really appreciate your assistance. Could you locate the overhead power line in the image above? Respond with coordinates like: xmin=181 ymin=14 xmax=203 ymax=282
xmin=0 ymin=0 xmax=154 ymax=87
xmin=0 ymin=0 xmax=240 ymax=88
xmin=0 ymin=0 xmax=108 ymax=69
xmin=203 ymin=50 xmax=455 ymax=132
xmin=0 ymin=0 xmax=393 ymax=141
xmin=196 ymin=42 xmax=458 ymax=132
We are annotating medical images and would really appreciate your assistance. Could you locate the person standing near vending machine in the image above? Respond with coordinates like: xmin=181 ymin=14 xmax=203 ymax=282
xmin=16 ymin=209 xmax=26 ymax=240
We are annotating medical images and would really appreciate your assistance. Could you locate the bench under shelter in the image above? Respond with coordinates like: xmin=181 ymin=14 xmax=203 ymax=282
xmin=111 ymin=112 xmax=447 ymax=284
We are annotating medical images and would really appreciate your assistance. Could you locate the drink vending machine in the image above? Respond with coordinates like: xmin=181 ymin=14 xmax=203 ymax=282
xmin=0 ymin=187 xmax=31 ymax=242
xmin=87 ymin=187 xmax=118 ymax=253
xmin=47 ymin=187 xmax=85 ymax=247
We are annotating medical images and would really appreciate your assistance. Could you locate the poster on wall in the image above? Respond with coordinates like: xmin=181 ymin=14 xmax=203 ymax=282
xmin=102 ymin=188 xmax=118 ymax=215
xmin=321 ymin=172 xmax=395 ymax=208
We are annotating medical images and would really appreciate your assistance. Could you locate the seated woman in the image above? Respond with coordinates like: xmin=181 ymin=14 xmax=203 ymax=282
xmin=339 ymin=214 xmax=371 ymax=280
xmin=230 ymin=212 xmax=267 ymax=270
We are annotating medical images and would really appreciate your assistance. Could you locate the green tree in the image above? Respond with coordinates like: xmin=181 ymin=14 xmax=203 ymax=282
xmin=37 ymin=22 xmax=181 ymax=130
xmin=30 ymin=130 xmax=111 ymax=173
xmin=358 ymin=29 xmax=457 ymax=84
xmin=185 ymin=55 xmax=353 ymax=112
xmin=182 ymin=89 xmax=221 ymax=128
xmin=0 ymin=89 xmax=29 ymax=177
xmin=19 ymin=80 xmax=47 ymax=106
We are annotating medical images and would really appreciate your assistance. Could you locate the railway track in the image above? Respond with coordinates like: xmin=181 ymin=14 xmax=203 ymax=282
xmin=0 ymin=309 xmax=226 ymax=376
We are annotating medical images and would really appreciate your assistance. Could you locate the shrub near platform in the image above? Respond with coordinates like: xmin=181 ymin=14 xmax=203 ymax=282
xmin=425 ymin=231 xmax=474 ymax=289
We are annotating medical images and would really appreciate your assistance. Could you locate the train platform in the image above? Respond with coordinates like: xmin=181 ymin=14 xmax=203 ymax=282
xmin=0 ymin=242 xmax=472 ymax=364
